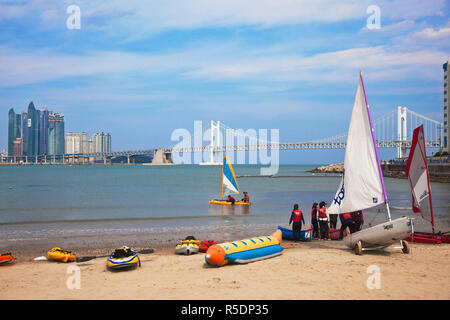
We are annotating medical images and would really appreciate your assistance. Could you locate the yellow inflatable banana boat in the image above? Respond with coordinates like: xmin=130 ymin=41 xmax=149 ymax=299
xmin=47 ymin=247 xmax=76 ymax=263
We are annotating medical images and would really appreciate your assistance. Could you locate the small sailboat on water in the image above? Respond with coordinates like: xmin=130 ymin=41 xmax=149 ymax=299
xmin=404 ymin=125 xmax=450 ymax=244
xmin=209 ymin=156 xmax=251 ymax=206
xmin=327 ymin=72 xmax=413 ymax=255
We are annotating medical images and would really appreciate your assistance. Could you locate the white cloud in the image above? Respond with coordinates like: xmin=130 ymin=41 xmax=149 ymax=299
xmin=0 ymin=42 xmax=446 ymax=89
xmin=413 ymin=26 xmax=450 ymax=39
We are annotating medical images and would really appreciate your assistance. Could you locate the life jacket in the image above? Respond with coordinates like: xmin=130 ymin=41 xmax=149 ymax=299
xmin=318 ymin=207 xmax=327 ymax=220
xmin=342 ymin=212 xmax=353 ymax=221
xmin=244 ymin=194 xmax=249 ymax=202
xmin=311 ymin=208 xmax=317 ymax=220
xmin=228 ymin=196 xmax=235 ymax=201
xmin=292 ymin=209 xmax=303 ymax=222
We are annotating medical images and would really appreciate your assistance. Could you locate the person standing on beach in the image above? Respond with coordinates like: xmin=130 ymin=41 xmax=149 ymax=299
xmin=318 ymin=201 xmax=329 ymax=240
xmin=289 ymin=204 xmax=305 ymax=242
xmin=329 ymin=212 xmax=338 ymax=230
xmin=311 ymin=202 xmax=319 ymax=239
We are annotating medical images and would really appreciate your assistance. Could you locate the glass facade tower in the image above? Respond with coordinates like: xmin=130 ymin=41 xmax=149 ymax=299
xmin=8 ymin=108 xmax=21 ymax=156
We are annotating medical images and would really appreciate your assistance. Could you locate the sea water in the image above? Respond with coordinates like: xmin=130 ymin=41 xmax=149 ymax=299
xmin=0 ymin=164 xmax=449 ymax=241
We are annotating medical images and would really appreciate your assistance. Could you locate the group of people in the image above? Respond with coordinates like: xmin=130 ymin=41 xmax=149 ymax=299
xmin=289 ymin=202 xmax=364 ymax=241
xmin=227 ymin=192 xmax=249 ymax=204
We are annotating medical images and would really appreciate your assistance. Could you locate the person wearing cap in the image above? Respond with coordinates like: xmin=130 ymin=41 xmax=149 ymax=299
xmin=289 ymin=203 xmax=305 ymax=242
xmin=318 ymin=201 xmax=329 ymax=240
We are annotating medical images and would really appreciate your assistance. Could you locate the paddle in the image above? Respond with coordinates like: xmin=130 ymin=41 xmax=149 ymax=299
xmin=76 ymin=248 xmax=154 ymax=263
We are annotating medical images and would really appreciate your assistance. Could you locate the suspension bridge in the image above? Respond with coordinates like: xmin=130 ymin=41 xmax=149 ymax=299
xmin=1 ymin=106 xmax=444 ymax=164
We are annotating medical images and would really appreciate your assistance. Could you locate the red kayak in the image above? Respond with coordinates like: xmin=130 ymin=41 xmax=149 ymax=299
xmin=0 ymin=253 xmax=15 ymax=265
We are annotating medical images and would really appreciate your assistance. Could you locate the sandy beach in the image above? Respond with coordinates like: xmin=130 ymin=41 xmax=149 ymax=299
xmin=1 ymin=236 xmax=449 ymax=300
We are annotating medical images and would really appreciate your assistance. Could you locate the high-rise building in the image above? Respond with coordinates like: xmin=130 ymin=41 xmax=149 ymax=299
xmin=22 ymin=102 xmax=40 ymax=156
xmin=39 ymin=109 xmax=50 ymax=156
xmin=444 ymin=60 xmax=449 ymax=153
xmin=92 ymin=132 xmax=111 ymax=153
xmin=13 ymin=137 xmax=22 ymax=157
xmin=48 ymin=113 xmax=65 ymax=156
xmin=7 ymin=108 xmax=21 ymax=156
xmin=65 ymin=132 xmax=89 ymax=154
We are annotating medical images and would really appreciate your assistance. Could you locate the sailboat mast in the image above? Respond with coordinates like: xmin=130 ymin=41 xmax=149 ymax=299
xmin=360 ymin=72 xmax=392 ymax=221
xmin=221 ymin=156 xmax=224 ymax=200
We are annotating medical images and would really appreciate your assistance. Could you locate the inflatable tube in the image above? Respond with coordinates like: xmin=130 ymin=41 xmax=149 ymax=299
xmin=47 ymin=247 xmax=76 ymax=263
xmin=107 ymin=249 xmax=140 ymax=270
xmin=209 ymin=200 xmax=251 ymax=206
xmin=175 ymin=239 xmax=200 ymax=255
xmin=205 ymin=230 xmax=283 ymax=267
xmin=199 ymin=239 xmax=217 ymax=253
xmin=278 ymin=226 xmax=312 ymax=241
xmin=0 ymin=253 xmax=15 ymax=265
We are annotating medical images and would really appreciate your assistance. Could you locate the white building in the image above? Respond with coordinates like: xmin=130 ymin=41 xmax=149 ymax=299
xmin=65 ymin=132 xmax=89 ymax=154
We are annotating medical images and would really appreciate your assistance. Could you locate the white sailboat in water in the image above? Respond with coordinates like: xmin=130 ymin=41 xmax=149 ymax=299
xmin=327 ymin=72 xmax=413 ymax=255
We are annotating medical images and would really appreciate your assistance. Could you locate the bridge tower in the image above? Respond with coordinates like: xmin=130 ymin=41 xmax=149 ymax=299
xmin=200 ymin=120 xmax=221 ymax=165
xmin=397 ymin=106 xmax=408 ymax=159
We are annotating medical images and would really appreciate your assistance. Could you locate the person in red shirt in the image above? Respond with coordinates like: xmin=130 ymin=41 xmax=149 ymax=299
xmin=289 ymin=203 xmax=305 ymax=242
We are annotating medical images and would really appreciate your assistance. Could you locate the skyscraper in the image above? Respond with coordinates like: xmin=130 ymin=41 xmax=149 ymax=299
xmin=7 ymin=108 xmax=21 ymax=156
xmin=65 ymin=132 xmax=89 ymax=154
xmin=444 ymin=60 xmax=449 ymax=153
xmin=22 ymin=101 xmax=40 ymax=156
xmin=39 ymin=109 xmax=50 ymax=156
xmin=48 ymin=113 xmax=65 ymax=156
xmin=92 ymin=132 xmax=111 ymax=153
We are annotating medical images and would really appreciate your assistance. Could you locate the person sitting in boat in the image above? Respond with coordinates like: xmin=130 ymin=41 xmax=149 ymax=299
xmin=289 ymin=203 xmax=305 ymax=242
xmin=241 ymin=192 xmax=250 ymax=203
xmin=318 ymin=201 xmax=329 ymax=240
xmin=227 ymin=195 xmax=236 ymax=205
xmin=352 ymin=210 xmax=364 ymax=231
xmin=339 ymin=212 xmax=356 ymax=239
xmin=311 ymin=202 xmax=319 ymax=239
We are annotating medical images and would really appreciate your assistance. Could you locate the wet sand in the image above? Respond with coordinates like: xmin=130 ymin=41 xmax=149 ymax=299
xmin=1 ymin=234 xmax=449 ymax=300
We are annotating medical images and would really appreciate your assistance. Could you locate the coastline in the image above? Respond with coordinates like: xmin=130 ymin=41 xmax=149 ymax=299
xmin=309 ymin=162 xmax=450 ymax=183
xmin=1 ymin=235 xmax=449 ymax=300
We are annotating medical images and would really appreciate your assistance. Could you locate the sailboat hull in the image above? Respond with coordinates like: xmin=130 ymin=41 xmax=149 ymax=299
xmin=343 ymin=217 xmax=413 ymax=250
xmin=209 ymin=200 xmax=251 ymax=206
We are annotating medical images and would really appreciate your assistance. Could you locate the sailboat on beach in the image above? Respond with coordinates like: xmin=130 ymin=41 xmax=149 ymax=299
xmin=327 ymin=72 xmax=413 ymax=255
xmin=404 ymin=125 xmax=450 ymax=244
xmin=209 ymin=156 xmax=251 ymax=206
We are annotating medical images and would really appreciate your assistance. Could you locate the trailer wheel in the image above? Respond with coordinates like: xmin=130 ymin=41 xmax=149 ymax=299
xmin=401 ymin=240 xmax=410 ymax=254
xmin=354 ymin=241 xmax=363 ymax=255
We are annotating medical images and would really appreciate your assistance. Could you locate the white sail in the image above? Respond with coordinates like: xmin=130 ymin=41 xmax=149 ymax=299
xmin=328 ymin=73 xmax=385 ymax=214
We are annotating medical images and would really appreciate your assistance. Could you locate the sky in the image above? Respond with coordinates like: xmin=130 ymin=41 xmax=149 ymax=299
xmin=1 ymin=0 xmax=449 ymax=164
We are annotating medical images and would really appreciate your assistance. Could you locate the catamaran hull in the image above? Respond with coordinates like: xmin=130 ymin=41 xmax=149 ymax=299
xmin=344 ymin=217 xmax=413 ymax=250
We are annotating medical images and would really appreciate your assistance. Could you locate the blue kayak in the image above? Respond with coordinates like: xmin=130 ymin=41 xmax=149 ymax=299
xmin=278 ymin=226 xmax=312 ymax=241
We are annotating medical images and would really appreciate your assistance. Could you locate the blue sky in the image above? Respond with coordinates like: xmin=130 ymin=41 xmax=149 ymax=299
xmin=1 ymin=0 xmax=449 ymax=164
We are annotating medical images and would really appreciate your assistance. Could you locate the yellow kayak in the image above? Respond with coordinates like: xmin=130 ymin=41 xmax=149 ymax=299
xmin=47 ymin=247 xmax=76 ymax=263
xmin=175 ymin=239 xmax=200 ymax=255
xmin=209 ymin=200 xmax=251 ymax=206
